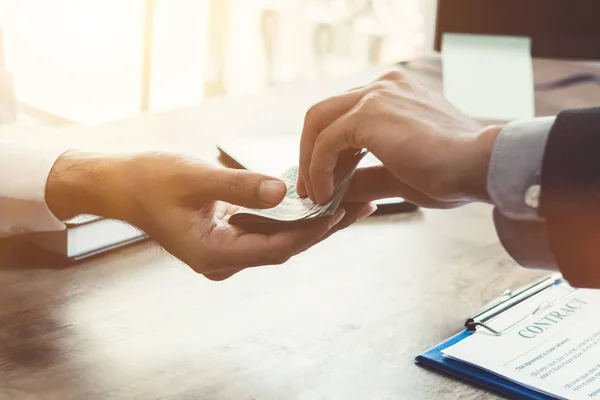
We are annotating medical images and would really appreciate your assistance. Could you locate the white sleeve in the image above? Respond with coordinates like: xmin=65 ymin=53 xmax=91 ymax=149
xmin=0 ymin=141 xmax=68 ymax=236
xmin=487 ymin=116 xmax=555 ymax=221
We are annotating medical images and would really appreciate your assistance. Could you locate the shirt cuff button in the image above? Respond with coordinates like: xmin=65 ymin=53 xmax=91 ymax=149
xmin=525 ymin=184 xmax=541 ymax=209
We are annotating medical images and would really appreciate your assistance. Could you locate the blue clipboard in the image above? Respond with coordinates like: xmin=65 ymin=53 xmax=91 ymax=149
xmin=415 ymin=330 xmax=556 ymax=399
xmin=415 ymin=275 xmax=565 ymax=400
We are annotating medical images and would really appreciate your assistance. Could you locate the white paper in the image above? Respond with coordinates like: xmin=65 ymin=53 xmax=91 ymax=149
xmin=442 ymin=33 xmax=535 ymax=121
xmin=444 ymin=283 xmax=600 ymax=399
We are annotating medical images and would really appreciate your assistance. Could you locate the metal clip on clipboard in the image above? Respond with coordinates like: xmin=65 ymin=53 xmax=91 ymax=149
xmin=465 ymin=274 xmax=578 ymax=336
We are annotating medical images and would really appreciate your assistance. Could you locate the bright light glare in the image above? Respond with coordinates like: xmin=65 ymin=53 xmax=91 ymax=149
xmin=0 ymin=0 xmax=430 ymax=124
xmin=4 ymin=0 xmax=144 ymax=123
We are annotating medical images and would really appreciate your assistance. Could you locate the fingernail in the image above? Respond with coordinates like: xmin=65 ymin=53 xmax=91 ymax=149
xmin=331 ymin=209 xmax=346 ymax=226
xmin=260 ymin=180 xmax=286 ymax=206
xmin=358 ymin=204 xmax=378 ymax=219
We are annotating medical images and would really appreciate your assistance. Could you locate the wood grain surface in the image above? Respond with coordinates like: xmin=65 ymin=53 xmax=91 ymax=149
xmin=0 ymin=57 xmax=599 ymax=400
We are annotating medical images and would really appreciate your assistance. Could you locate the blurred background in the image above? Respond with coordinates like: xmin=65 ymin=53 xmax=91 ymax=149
xmin=0 ymin=0 xmax=436 ymax=125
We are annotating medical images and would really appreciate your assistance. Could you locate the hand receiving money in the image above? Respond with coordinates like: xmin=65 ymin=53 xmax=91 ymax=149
xmin=47 ymin=151 xmax=374 ymax=281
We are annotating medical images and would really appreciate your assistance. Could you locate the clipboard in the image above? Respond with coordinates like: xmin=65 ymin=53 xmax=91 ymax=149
xmin=415 ymin=275 xmax=566 ymax=400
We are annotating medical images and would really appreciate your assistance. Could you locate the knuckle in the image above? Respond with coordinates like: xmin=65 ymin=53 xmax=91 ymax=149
xmin=357 ymin=93 xmax=386 ymax=120
xmin=344 ymin=115 xmax=365 ymax=148
xmin=360 ymin=92 xmax=384 ymax=110
xmin=369 ymin=81 xmax=389 ymax=92
xmin=381 ymin=69 xmax=405 ymax=81
xmin=378 ymin=84 xmax=397 ymax=94
xmin=394 ymin=78 xmax=413 ymax=88
xmin=304 ymin=102 xmax=324 ymax=125
xmin=226 ymin=170 xmax=245 ymax=196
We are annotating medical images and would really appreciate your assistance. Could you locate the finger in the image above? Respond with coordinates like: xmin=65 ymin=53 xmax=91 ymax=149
xmin=344 ymin=166 xmax=460 ymax=209
xmin=299 ymin=89 xmax=366 ymax=201
xmin=308 ymin=109 xmax=362 ymax=204
xmin=191 ymin=167 xmax=287 ymax=209
xmin=296 ymin=171 xmax=309 ymax=198
xmin=300 ymin=70 xmax=413 ymax=200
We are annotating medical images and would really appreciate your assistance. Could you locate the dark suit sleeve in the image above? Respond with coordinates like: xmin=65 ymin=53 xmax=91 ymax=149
xmin=539 ymin=107 xmax=600 ymax=288
xmin=493 ymin=209 xmax=556 ymax=269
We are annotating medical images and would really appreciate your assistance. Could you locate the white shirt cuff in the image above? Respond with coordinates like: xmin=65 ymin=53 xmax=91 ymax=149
xmin=487 ymin=117 xmax=556 ymax=221
xmin=0 ymin=141 xmax=69 ymax=235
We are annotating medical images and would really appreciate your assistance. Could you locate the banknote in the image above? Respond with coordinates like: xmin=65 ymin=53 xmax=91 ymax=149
xmin=229 ymin=149 xmax=367 ymax=233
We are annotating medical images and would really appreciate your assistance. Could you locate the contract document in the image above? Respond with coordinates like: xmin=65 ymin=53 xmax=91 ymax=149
xmin=444 ymin=282 xmax=600 ymax=399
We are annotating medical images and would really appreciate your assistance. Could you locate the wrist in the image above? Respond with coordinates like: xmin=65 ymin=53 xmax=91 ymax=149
xmin=45 ymin=151 xmax=131 ymax=221
xmin=460 ymin=125 xmax=503 ymax=204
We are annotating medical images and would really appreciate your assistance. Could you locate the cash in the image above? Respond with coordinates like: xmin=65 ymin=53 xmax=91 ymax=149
xmin=229 ymin=149 xmax=367 ymax=233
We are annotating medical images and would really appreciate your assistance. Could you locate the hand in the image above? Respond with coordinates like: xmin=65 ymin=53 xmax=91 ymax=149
xmin=46 ymin=152 xmax=375 ymax=280
xmin=297 ymin=69 xmax=503 ymax=208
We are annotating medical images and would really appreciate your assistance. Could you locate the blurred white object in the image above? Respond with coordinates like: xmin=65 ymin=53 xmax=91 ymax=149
xmin=442 ymin=33 xmax=535 ymax=121
xmin=0 ymin=25 xmax=17 ymax=125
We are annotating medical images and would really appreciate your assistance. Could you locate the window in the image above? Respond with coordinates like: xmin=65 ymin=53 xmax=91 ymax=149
xmin=1 ymin=0 xmax=435 ymax=124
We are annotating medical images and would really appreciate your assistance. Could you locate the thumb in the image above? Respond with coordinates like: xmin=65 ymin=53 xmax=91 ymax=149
xmin=201 ymin=167 xmax=287 ymax=208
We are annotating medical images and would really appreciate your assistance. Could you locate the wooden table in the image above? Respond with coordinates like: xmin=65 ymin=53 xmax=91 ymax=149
xmin=1 ymin=58 xmax=599 ymax=400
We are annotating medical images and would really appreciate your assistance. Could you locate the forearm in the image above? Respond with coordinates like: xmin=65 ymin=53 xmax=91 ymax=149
xmin=45 ymin=151 xmax=132 ymax=221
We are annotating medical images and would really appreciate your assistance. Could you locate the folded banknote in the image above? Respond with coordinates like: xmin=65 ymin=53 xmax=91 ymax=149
xmin=229 ymin=149 xmax=367 ymax=233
